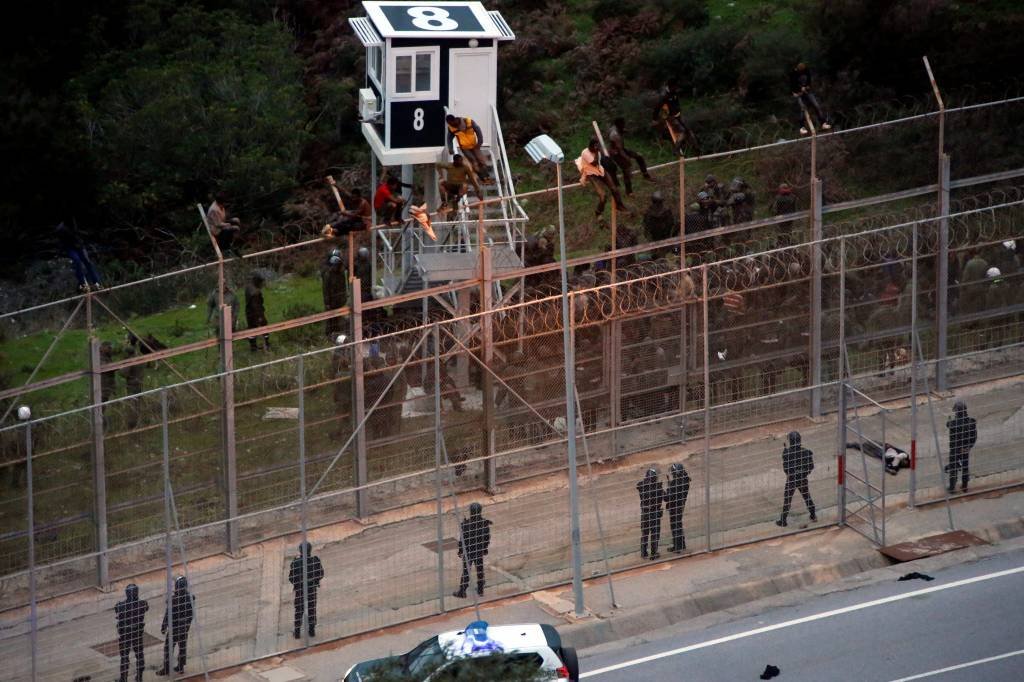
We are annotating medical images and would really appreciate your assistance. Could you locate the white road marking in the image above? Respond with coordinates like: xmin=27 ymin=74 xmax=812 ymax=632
xmin=887 ymin=648 xmax=1024 ymax=681
xmin=580 ymin=565 xmax=1024 ymax=678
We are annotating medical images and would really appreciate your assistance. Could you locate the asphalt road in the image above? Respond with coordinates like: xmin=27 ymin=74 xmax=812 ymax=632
xmin=579 ymin=549 xmax=1024 ymax=681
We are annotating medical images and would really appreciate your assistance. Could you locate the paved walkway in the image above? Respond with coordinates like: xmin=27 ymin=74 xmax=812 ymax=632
xmin=0 ymin=377 xmax=1020 ymax=681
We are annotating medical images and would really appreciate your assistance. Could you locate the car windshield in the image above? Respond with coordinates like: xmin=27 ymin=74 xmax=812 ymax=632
xmin=405 ymin=637 xmax=446 ymax=676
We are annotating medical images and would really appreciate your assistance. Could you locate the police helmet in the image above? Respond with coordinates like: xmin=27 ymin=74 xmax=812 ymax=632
xmin=328 ymin=248 xmax=342 ymax=266
xmin=469 ymin=502 xmax=483 ymax=517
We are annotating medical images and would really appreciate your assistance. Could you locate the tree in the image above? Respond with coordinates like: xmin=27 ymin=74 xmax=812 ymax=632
xmin=74 ymin=4 xmax=308 ymax=236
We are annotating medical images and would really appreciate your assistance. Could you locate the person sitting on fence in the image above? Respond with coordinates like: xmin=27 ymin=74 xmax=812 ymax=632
xmin=576 ymin=138 xmax=628 ymax=217
xmin=329 ymin=187 xmax=372 ymax=235
xmin=55 ymin=219 xmax=102 ymax=293
xmin=790 ymin=62 xmax=832 ymax=135
xmin=608 ymin=116 xmax=653 ymax=196
xmin=206 ymin=193 xmax=242 ymax=255
xmin=446 ymin=114 xmax=491 ymax=179
xmin=373 ymin=176 xmax=406 ymax=225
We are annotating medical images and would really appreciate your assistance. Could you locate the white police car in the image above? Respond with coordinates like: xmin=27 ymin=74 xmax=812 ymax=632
xmin=342 ymin=621 xmax=579 ymax=681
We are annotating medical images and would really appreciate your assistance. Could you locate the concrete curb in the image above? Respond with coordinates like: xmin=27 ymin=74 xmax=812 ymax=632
xmin=561 ymin=519 xmax=1024 ymax=652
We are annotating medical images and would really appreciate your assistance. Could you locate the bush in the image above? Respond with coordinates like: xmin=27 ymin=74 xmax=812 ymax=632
xmin=642 ymin=24 xmax=746 ymax=97
xmin=280 ymin=302 xmax=321 ymax=346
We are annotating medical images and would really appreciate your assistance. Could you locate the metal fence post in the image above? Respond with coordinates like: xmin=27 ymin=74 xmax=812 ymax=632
xmin=433 ymin=323 xmax=446 ymax=613
xmin=809 ymin=178 xmax=824 ymax=417
xmin=350 ymin=278 xmax=369 ymax=518
xmin=161 ymin=389 xmax=175 ymax=681
xmin=480 ymin=247 xmax=497 ymax=493
xmin=935 ymin=154 xmax=951 ymax=390
xmin=88 ymin=337 xmax=110 ymax=589
xmin=26 ymin=421 xmax=38 ymax=682
xmin=909 ymin=222 xmax=919 ymax=508
xmin=609 ymin=320 xmax=622 ymax=458
xmin=837 ymin=237 xmax=847 ymax=525
xmin=702 ymin=266 xmax=712 ymax=551
xmin=678 ymin=157 xmax=688 ymax=441
xmin=297 ymin=356 xmax=310 ymax=648
xmin=219 ymin=304 xmax=239 ymax=554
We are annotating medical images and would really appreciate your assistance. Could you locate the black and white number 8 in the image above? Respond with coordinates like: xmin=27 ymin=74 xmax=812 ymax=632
xmin=408 ymin=7 xmax=458 ymax=31
xmin=413 ymin=108 xmax=425 ymax=131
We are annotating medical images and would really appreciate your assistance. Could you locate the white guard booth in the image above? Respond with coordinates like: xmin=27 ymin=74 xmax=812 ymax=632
xmin=350 ymin=1 xmax=515 ymax=166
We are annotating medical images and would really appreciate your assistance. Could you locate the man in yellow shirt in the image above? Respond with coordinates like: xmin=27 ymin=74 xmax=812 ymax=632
xmin=445 ymin=114 xmax=491 ymax=179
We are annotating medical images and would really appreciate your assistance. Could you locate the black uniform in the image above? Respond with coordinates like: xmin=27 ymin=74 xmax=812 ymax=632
xmin=665 ymin=463 xmax=691 ymax=553
xmin=778 ymin=431 xmax=816 ymax=526
xmin=454 ymin=503 xmax=492 ymax=598
xmin=288 ymin=542 xmax=324 ymax=638
xmin=245 ymin=275 xmax=270 ymax=351
xmin=636 ymin=469 xmax=665 ymax=558
xmin=946 ymin=400 xmax=977 ymax=492
xmin=114 ymin=584 xmax=149 ymax=682
xmin=321 ymin=250 xmax=348 ymax=340
xmin=158 ymin=576 xmax=195 ymax=675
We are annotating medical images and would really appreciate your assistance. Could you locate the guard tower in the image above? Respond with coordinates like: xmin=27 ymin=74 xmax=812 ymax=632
xmin=349 ymin=1 xmax=528 ymax=299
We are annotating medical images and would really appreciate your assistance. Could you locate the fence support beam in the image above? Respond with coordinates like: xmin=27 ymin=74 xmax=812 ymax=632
xmin=88 ymin=337 xmax=110 ymax=589
xmin=678 ymin=156 xmax=688 ymax=441
xmin=350 ymin=279 xmax=369 ymax=518
xmin=219 ymin=305 xmax=239 ymax=554
xmin=480 ymin=247 xmax=497 ymax=493
xmin=809 ymin=178 xmax=824 ymax=417
xmin=608 ymin=320 xmax=622 ymax=459
xmin=26 ymin=422 xmax=38 ymax=682
xmin=837 ymin=237 xmax=847 ymax=525
xmin=935 ymin=154 xmax=951 ymax=390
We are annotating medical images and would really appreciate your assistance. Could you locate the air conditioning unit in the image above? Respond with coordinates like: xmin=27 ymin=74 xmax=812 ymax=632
xmin=358 ymin=89 xmax=379 ymax=121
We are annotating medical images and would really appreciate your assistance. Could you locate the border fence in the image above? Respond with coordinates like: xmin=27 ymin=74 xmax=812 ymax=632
xmin=2 ymin=92 xmax=1024 ymax=681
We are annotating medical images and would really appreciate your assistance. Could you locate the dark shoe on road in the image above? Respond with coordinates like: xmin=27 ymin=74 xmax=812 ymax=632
xmin=775 ymin=517 xmax=788 ymax=527
xmin=453 ymin=590 xmax=466 ymax=599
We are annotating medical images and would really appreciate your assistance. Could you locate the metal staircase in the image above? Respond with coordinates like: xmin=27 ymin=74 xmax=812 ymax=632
xmin=373 ymin=105 xmax=528 ymax=299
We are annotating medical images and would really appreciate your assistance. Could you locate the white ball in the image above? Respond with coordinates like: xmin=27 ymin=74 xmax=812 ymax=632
xmin=17 ymin=405 xmax=31 ymax=421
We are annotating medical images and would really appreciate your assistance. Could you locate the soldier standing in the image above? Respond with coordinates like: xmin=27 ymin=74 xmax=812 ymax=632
xmin=946 ymin=400 xmax=977 ymax=493
xmin=321 ymin=248 xmax=348 ymax=340
xmin=157 ymin=576 xmax=194 ymax=676
xmin=288 ymin=542 xmax=324 ymax=639
xmin=245 ymin=273 xmax=270 ymax=351
xmin=453 ymin=502 xmax=492 ymax=598
xmin=636 ymin=468 xmax=665 ymax=559
xmin=114 ymin=583 xmax=149 ymax=682
xmin=777 ymin=431 xmax=817 ymax=527
xmin=665 ymin=463 xmax=691 ymax=553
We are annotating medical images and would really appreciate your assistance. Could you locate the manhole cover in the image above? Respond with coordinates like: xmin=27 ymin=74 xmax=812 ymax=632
xmin=91 ymin=632 xmax=162 ymax=657
xmin=879 ymin=530 xmax=987 ymax=562
xmin=422 ymin=537 xmax=459 ymax=553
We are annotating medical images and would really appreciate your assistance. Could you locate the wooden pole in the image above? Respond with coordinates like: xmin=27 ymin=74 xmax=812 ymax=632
xmin=480 ymin=246 xmax=497 ymax=493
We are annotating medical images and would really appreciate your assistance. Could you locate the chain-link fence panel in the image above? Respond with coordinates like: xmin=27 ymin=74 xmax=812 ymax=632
xmin=707 ymin=408 xmax=835 ymax=549
xmin=947 ymin=98 xmax=1024 ymax=181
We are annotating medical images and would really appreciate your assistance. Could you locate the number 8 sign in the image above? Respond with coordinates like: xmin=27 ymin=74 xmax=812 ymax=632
xmin=407 ymin=7 xmax=459 ymax=31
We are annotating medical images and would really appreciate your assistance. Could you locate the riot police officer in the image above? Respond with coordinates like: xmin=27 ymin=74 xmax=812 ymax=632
xmin=454 ymin=502 xmax=492 ymax=598
xmin=114 ymin=583 xmax=149 ymax=682
xmin=157 ymin=575 xmax=194 ymax=676
xmin=665 ymin=463 xmax=691 ymax=553
xmin=288 ymin=542 xmax=324 ymax=639
xmin=636 ymin=468 xmax=665 ymax=559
